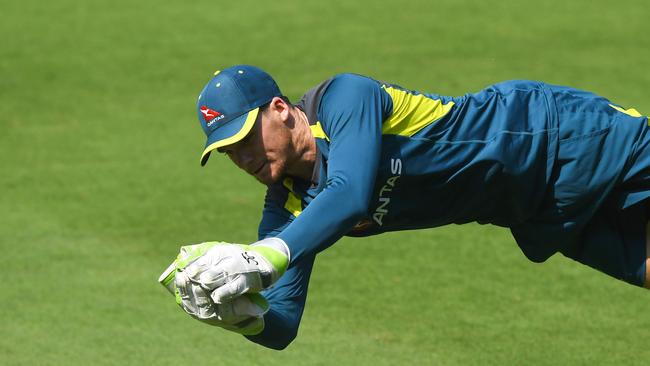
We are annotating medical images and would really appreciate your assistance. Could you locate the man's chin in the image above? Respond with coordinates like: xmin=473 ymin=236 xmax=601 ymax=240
xmin=253 ymin=171 xmax=281 ymax=185
xmin=250 ymin=163 xmax=285 ymax=185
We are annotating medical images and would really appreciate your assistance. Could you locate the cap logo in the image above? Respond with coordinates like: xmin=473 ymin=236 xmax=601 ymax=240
xmin=200 ymin=106 xmax=225 ymax=126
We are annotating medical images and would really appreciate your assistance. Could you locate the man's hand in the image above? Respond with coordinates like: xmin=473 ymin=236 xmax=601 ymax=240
xmin=177 ymin=238 xmax=289 ymax=303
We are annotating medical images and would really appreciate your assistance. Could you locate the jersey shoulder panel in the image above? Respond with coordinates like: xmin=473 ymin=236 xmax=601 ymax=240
xmin=297 ymin=73 xmax=392 ymax=156
xmin=298 ymin=73 xmax=394 ymax=128
xmin=317 ymin=73 xmax=393 ymax=131
xmin=296 ymin=77 xmax=336 ymax=128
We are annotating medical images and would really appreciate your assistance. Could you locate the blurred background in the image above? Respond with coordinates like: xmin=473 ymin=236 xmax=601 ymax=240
xmin=1 ymin=0 xmax=649 ymax=364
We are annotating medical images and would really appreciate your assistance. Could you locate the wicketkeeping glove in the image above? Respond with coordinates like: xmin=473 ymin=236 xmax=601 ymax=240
xmin=179 ymin=238 xmax=289 ymax=303
xmin=158 ymin=239 xmax=290 ymax=335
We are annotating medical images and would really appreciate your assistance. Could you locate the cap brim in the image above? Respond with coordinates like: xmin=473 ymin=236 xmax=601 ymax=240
xmin=200 ymin=107 xmax=259 ymax=166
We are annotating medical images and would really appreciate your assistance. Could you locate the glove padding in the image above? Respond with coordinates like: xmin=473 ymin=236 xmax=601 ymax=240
xmin=174 ymin=269 xmax=268 ymax=335
xmin=164 ymin=240 xmax=289 ymax=335
xmin=176 ymin=239 xmax=289 ymax=304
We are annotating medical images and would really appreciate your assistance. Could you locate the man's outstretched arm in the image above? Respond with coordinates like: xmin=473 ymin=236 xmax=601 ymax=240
xmin=244 ymin=254 xmax=316 ymax=349
xmin=277 ymin=74 xmax=389 ymax=264
xmin=241 ymin=191 xmax=316 ymax=349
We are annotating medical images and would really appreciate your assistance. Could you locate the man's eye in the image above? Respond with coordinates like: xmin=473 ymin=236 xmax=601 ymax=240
xmin=241 ymin=132 xmax=253 ymax=144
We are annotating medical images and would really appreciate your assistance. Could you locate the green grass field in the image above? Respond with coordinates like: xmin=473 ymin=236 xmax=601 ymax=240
xmin=2 ymin=0 xmax=649 ymax=364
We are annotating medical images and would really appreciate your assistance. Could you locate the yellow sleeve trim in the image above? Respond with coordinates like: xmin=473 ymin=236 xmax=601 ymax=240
xmin=282 ymin=178 xmax=303 ymax=217
xmin=381 ymin=85 xmax=454 ymax=137
xmin=309 ymin=121 xmax=330 ymax=141
xmin=609 ymin=103 xmax=643 ymax=118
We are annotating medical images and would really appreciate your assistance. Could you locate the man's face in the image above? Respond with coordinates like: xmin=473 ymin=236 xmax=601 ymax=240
xmin=218 ymin=105 xmax=293 ymax=185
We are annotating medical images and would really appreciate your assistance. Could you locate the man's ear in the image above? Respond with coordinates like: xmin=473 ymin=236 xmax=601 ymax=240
xmin=268 ymin=97 xmax=290 ymax=121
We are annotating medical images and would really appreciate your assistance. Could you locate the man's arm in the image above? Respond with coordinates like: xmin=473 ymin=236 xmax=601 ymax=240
xmin=245 ymin=254 xmax=316 ymax=350
xmin=277 ymin=74 xmax=389 ymax=264
xmin=235 ymin=190 xmax=311 ymax=349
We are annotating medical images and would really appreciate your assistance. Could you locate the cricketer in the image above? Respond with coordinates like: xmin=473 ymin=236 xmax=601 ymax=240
xmin=166 ymin=65 xmax=650 ymax=350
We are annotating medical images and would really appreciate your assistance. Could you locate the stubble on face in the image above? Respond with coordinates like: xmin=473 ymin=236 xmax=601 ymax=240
xmin=258 ymin=105 xmax=317 ymax=185
xmin=253 ymin=111 xmax=293 ymax=185
xmin=219 ymin=100 xmax=315 ymax=186
xmin=221 ymin=109 xmax=291 ymax=186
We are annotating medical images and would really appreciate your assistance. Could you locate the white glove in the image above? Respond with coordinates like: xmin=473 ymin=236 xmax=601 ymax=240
xmin=160 ymin=239 xmax=290 ymax=335
xmin=179 ymin=238 xmax=290 ymax=304
xmin=174 ymin=269 xmax=269 ymax=335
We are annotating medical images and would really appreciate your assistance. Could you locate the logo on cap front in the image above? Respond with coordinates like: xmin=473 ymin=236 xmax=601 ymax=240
xmin=200 ymin=106 xmax=225 ymax=126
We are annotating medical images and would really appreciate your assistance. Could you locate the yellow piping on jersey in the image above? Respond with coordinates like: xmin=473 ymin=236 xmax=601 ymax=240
xmin=609 ymin=104 xmax=643 ymax=118
xmin=309 ymin=121 xmax=330 ymax=141
xmin=381 ymin=85 xmax=455 ymax=136
xmin=282 ymin=177 xmax=303 ymax=217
